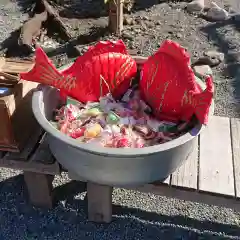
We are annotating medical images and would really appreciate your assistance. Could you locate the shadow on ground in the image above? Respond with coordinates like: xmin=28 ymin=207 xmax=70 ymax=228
xmin=0 ymin=28 xmax=33 ymax=58
xmin=200 ymin=18 xmax=240 ymax=114
xmin=0 ymin=174 xmax=239 ymax=239
xmin=14 ymin=0 xmax=37 ymax=15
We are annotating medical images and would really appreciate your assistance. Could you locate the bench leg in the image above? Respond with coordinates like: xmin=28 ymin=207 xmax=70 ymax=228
xmin=24 ymin=171 xmax=54 ymax=208
xmin=87 ymin=182 xmax=113 ymax=223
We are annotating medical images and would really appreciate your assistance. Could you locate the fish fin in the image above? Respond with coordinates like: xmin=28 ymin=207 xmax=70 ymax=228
xmin=193 ymin=76 xmax=214 ymax=124
xmin=20 ymin=47 xmax=62 ymax=87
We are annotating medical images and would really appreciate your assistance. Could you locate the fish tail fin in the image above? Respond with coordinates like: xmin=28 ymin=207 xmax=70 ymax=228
xmin=20 ymin=47 xmax=63 ymax=87
xmin=194 ymin=75 xmax=214 ymax=124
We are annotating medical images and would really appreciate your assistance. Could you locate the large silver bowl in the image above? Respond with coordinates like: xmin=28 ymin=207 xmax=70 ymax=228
xmin=32 ymin=63 xmax=214 ymax=187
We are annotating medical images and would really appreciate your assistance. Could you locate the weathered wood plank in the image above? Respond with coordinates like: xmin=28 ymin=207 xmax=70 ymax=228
xmin=199 ymin=116 xmax=234 ymax=196
xmin=171 ymin=137 xmax=198 ymax=189
xmin=0 ymin=132 xmax=60 ymax=175
xmin=3 ymin=127 xmax=43 ymax=161
xmin=24 ymin=171 xmax=54 ymax=208
xmin=230 ymin=118 xmax=240 ymax=198
xmin=0 ymin=157 xmax=60 ymax=175
xmin=87 ymin=182 xmax=113 ymax=223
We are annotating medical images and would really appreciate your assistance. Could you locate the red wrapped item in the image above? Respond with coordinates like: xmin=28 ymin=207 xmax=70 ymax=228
xmin=70 ymin=127 xmax=86 ymax=139
xmin=20 ymin=40 xmax=137 ymax=103
xmin=140 ymin=40 xmax=214 ymax=124
xmin=112 ymin=136 xmax=132 ymax=148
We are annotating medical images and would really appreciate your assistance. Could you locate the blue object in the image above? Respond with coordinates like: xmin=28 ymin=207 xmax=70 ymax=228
xmin=0 ymin=87 xmax=10 ymax=96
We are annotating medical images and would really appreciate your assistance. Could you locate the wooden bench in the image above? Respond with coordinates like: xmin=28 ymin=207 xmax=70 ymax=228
xmin=1 ymin=115 xmax=240 ymax=223
xmin=0 ymin=128 xmax=60 ymax=208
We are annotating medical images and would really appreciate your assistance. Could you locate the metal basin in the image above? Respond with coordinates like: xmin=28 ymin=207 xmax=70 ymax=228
xmin=32 ymin=67 xmax=214 ymax=187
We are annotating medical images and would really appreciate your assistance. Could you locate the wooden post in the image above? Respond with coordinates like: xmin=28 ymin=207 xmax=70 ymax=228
xmin=24 ymin=171 xmax=54 ymax=208
xmin=87 ymin=182 xmax=113 ymax=223
xmin=108 ymin=0 xmax=123 ymax=35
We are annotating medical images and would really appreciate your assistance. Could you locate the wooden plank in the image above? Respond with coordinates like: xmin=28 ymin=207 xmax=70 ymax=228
xmin=199 ymin=116 xmax=234 ymax=196
xmin=0 ymin=72 xmax=19 ymax=82
xmin=128 ymin=183 xmax=240 ymax=212
xmin=24 ymin=171 xmax=54 ymax=208
xmin=0 ymin=57 xmax=34 ymax=73
xmin=0 ymin=157 xmax=60 ymax=175
xmin=230 ymin=118 xmax=240 ymax=198
xmin=30 ymin=133 xmax=55 ymax=165
xmin=3 ymin=127 xmax=44 ymax=161
xmin=87 ymin=182 xmax=113 ymax=223
xmin=171 ymin=137 xmax=198 ymax=189
xmin=0 ymin=132 xmax=60 ymax=175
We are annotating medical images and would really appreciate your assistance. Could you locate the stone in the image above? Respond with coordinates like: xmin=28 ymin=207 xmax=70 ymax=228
xmin=206 ymin=2 xmax=229 ymax=21
xmin=186 ymin=0 xmax=205 ymax=13
xmin=193 ymin=65 xmax=213 ymax=77
xmin=193 ymin=57 xmax=218 ymax=67
xmin=133 ymin=28 xmax=141 ymax=33
xmin=123 ymin=16 xmax=134 ymax=25
xmin=176 ymin=33 xmax=183 ymax=38
xmin=141 ymin=23 xmax=147 ymax=31
xmin=146 ymin=22 xmax=155 ymax=28
xmin=204 ymin=50 xmax=225 ymax=62
xmin=135 ymin=18 xmax=142 ymax=24
xmin=122 ymin=32 xmax=133 ymax=40
xmin=192 ymin=51 xmax=224 ymax=67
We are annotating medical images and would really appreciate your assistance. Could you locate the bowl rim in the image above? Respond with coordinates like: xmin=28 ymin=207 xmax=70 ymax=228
xmin=32 ymin=60 xmax=214 ymax=158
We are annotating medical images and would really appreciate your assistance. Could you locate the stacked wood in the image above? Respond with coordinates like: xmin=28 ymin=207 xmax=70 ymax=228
xmin=0 ymin=58 xmax=34 ymax=73
xmin=0 ymin=58 xmax=34 ymax=86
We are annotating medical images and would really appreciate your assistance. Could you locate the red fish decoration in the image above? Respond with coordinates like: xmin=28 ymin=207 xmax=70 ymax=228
xmin=139 ymin=40 xmax=214 ymax=125
xmin=20 ymin=40 xmax=137 ymax=103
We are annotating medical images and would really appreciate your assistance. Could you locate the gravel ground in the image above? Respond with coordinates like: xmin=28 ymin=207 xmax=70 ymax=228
xmin=1 ymin=170 xmax=240 ymax=240
xmin=1 ymin=0 xmax=240 ymax=239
